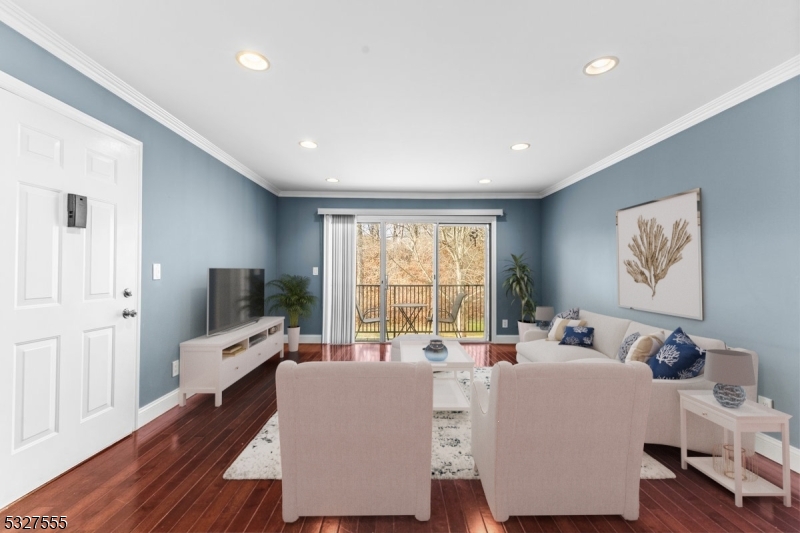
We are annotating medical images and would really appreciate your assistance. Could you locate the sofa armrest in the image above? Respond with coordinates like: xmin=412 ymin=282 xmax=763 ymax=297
xmin=471 ymin=378 xmax=490 ymax=414
xmin=522 ymin=328 xmax=549 ymax=342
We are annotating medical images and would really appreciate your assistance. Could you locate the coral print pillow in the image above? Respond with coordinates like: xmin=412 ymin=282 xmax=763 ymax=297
xmin=559 ymin=326 xmax=594 ymax=348
xmin=648 ymin=327 xmax=706 ymax=380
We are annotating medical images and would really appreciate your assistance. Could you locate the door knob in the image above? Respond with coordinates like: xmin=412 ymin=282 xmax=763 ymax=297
xmin=123 ymin=308 xmax=138 ymax=319
xmin=123 ymin=288 xmax=133 ymax=298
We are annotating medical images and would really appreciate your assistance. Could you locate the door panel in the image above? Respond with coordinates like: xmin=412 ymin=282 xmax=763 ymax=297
xmin=17 ymin=185 xmax=61 ymax=307
xmin=355 ymin=223 xmax=382 ymax=341
xmin=0 ymin=86 xmax=140 ymax=507
xmin=13 ymin=337 xmax=59 ymax=450
xmin=19 ymin=125 xmax=63 ymax=166
xmin=86 ymin=149 xmax=117 ymax=183
xmin=85 ymin=200 xmax=116 ymax=299
xmin=384 ymin=222 xmax=434 ymax=341
xmin=435 ymin=225 xmax=488 ymax=340
xmin=82 ymin=327 xmax=115 ymax=419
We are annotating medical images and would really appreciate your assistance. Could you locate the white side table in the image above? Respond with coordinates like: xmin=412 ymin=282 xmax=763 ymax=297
xmin=679 ymin=390 xmax=792 ymax=507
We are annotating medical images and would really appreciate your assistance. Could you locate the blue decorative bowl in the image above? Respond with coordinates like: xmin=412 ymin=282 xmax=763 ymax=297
xmin=424 ymin=344 xmax=448 ymax=362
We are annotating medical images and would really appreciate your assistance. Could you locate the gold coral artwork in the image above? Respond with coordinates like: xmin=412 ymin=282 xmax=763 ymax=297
xmin=624 ymin=216 xmax=692 ymax=298
xmin=617 ymin=189 xmax=703 ymax=320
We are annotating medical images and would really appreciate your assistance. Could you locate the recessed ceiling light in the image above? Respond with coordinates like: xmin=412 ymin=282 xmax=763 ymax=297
xmin=584 ymin=56 xmax=619 ymax=76
xmin=299 ymin=140 xmax=318 ymax=149
xmin=478 ymin=179 xmax=492 ymax=184
xmin=326 ymin=178 xmax=339 ymax=183
xmin=235 ymin=51 xmax=270 ymax=71
xmin=510 ymin=143 xmax=530 ymax=151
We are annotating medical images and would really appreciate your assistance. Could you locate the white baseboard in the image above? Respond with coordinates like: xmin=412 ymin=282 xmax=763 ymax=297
xmin=283 ymin=334 xmax=322 ymax=344
xmin=494 ymin=335 xmax=519 ymax=344
xmin=754 ymin=432 xmax=800 ymax=473
xmin=137 ymin=388 xmax=187 ymax=429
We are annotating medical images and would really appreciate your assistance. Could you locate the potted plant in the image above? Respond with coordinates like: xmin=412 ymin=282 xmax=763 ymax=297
xmin=265 ymin=274 xmax=317 ymax=352
xmin=502 ymin=253 xmax=538 ymax=340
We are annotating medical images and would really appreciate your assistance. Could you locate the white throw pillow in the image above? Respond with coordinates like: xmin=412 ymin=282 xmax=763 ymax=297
xmin=547 ymin=318 xmax=587 ymax=342
xmin=625 ymin=331 xmax=666 ymax=363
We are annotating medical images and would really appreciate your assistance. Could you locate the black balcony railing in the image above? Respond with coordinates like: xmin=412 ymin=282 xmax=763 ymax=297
xmin=355 ymin=284 xmax=485 ymax=340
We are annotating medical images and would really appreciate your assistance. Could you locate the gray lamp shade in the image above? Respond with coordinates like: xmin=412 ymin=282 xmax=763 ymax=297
xmin=535 ymin=306 xmax=555 ymax=322
xmin=704 ymin=349 xmax=755 ymax=386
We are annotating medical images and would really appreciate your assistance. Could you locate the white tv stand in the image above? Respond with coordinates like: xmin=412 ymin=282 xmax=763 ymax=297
xmin=179 ymin=316 xmax=284 ymax=407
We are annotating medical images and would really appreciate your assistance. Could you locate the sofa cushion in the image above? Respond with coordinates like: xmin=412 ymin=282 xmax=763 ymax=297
xmin=560 ymin=326 xmax=595 ymax=348
xmin=623 ymin=321 xmax=725 ymax=354
xmin=626 ymin=331 xmax=665 ymax=363
xmin=547 ymin=318 xmax=586 ymax=341
xmin=547 ymin=307 xmax=580 ymax=335
xmin=649 ymin=328 xmax=707 ymax=379
xmin=516 ymin=339 xmax=607 ymax=363
xmin=617 ymin=332 xmax=640 ymax=362
xmin=579 ymin=310 xmax=632 ymax=359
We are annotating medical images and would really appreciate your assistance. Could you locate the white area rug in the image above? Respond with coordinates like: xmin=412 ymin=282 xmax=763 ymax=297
xmin=224 ymin=368 xmax=675 ymax=481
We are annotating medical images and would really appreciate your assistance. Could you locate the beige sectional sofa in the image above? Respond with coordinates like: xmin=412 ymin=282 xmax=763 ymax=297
xmin=515 ymin=310 xmax=758 ymax=453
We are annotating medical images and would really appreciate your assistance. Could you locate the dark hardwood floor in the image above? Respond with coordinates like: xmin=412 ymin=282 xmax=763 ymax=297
xmin=4 ymin=343 xmax=799 ymax=532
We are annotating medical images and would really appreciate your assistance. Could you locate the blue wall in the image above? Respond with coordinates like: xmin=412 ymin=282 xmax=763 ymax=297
xmin=541 ymin=77 xmax=800 ymax=445
xmin=0 ymin=23 xmax=279 ymax=407
xmin=277 ymin=198 xmax=541 ymax=336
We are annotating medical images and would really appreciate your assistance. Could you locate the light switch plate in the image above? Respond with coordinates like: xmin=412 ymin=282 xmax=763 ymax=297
xmin=172 ymin=360 xmax=180 ymax=377
xmin=312 ymin=267 xmax=319 ymax=276
xmin=502 ymin=319 xmax=508 ymax=328
xmin=153 ymin=263 xmax=161 ymax=280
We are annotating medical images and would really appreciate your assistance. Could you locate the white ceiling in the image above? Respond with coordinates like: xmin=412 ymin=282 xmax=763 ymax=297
xmin=8 ymin=0 xmax=800 ymax=195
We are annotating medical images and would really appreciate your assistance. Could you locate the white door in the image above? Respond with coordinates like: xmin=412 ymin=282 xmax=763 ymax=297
xmin=0 ymin=85 xmax=141 ymax=508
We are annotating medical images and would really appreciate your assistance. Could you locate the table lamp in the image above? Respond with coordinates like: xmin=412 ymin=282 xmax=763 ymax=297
xmin=704 ymin=349 xmax=755 ymax=408
xmin=534 ymin=306 xmax=555 ymax=329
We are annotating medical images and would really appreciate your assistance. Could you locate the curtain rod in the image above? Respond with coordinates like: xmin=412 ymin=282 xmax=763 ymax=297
xmin=316 ymin=209 xmax=503 ymax=216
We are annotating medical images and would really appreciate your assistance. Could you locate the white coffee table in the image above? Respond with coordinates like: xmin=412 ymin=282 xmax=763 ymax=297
xmin=398 ymin=341 xmax=475 ymax=411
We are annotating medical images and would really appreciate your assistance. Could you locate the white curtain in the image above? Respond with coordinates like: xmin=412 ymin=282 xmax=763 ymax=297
xmin=322 ymin=215 xmax=356 ymax=344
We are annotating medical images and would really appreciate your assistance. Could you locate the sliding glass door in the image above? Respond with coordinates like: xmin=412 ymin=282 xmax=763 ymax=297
xmin=355 ymin=220 xmax=489 ymax=342
xmin=436 ymin=225 xmax=488 ymax=339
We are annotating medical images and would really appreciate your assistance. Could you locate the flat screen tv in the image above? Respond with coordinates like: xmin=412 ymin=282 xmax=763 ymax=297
xmin=207 ymin=268 xmax=265 ymax=336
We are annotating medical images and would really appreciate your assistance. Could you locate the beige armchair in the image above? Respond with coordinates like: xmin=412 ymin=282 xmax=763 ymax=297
xmin=471 ymin=360 xmax=652 ymax=522
xmin=276 ymin=360 xmax=433 ymax=522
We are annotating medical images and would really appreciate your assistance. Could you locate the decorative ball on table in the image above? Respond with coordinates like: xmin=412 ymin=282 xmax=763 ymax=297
xmin=705 ymin=349 xmax=755 ymax=408
xmin=423 ymin=338 xmax=448 ymax=362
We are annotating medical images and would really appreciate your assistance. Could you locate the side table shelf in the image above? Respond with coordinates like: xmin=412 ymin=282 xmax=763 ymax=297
xmin=179 ymin=317 xmax=284 ymax=407
xmin=679 ymin=390 xmax=792 ymax=507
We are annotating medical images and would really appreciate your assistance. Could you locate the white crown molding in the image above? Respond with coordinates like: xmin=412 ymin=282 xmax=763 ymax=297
xmin=280 ymin=190 xmax=543 ymax=199
xmin=540 ymin=55 xmax=800 ymax=198
xmin=0 ymin=0 xmax=280 ymax=196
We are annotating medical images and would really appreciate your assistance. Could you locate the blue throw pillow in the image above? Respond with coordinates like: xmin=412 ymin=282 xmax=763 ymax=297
xmin=648 ymin=327 xmax=706 ymax=379
xmin=548 ymin=307 xmax=580 ymax=335
xmin=559 ymin=325 xmax=594 ymax=348
xmin=617 ymin=332 xmax=640 ymax=362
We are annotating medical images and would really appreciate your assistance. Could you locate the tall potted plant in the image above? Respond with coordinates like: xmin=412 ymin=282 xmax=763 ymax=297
xmin=502 ymin=253 xmax=538 ymax=340
xmin=265 ymin=274 xmax=317 ymax=352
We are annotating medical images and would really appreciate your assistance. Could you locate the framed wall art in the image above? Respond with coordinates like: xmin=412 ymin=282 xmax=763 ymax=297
xmin=617 ymin=188 xmax=703 ymax=320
